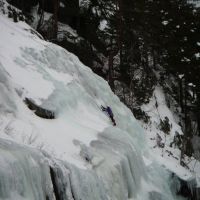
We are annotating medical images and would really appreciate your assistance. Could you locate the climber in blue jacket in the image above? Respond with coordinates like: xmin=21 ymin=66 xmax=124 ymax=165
xmin=101 ymin=105 xmax=116 ymax=126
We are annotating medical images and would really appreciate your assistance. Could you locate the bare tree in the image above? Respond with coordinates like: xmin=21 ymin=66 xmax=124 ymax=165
xmin=53 ymin=0 xmax=59 ymax=39
xmin=36 ymin=0 xmax=44 ymax=32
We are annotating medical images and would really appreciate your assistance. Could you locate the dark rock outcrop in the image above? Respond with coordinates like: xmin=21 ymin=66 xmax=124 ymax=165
xmin=24 ymin=98 xmax=55 ymax=119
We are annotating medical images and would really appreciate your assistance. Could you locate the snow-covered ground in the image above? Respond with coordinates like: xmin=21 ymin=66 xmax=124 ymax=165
xmin=141 ymin=86 xmax=200 ymax=185
xmin=0 ymin=1 xmax=198 ymax=199
xmin=188 ymin=0 xmax=200 ymax=7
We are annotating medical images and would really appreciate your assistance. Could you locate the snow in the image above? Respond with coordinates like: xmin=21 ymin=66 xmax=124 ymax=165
xmin=179 ymin=74 xmax=185 ymax=79
xmin=142 ymin=87 xmax=183 ymax=137
xmin=195 ymin=52 xmax=200 ymax=58
xmin=188 ymin=0 xmax=200 ymax=7
xmin=188 ymin=82 xmax=195 ymax=87
xmin=79 ymin=0 xmax=90 ymax=8
xmin=60 ymin=2 xmax=65 ymax=8
xmin=0 ymin=13 xmax=111 ymax=168
xmin=99 ymin=20 xmax=108 ymax=31
xmin=57 ymin=21 xmax=81 ymax=42
xmin=162 ymin=21 xmax=169 ymax=25
xmin=181 ymin=57 xmax=190 ymax=62
xmin=141 ymin=86 xmax=200 ymax=186
xmin=0 ymin=2 xmax=198 ymax=199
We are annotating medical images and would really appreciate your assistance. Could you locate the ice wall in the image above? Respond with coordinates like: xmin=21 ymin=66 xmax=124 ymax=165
xmin=0 ymin=132 xmax=184 ymax=200
xmin=0 ymin=139 xmax=55 ymax=200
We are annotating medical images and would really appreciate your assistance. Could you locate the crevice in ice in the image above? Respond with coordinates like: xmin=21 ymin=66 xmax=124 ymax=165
xmin=48 ymin=162 xmax=76 ymax=200
xmin=24 ymin=98 xmax=55 ymax=119
xmin=50 ymin=166 xmax=60 ymax=200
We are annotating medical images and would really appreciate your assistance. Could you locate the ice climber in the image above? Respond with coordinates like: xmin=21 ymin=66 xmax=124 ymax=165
xmin=101 ymin=105 xmax=116 ymax=126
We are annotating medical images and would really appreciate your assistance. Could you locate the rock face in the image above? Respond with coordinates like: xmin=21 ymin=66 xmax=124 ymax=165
xmin=24 ymin=98 xmax=55 ymax=119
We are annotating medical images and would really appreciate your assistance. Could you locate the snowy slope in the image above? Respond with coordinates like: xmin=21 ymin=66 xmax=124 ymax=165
xmin=0 ymin=2 xmax=191 ymax=200
xmin=0 ymin=11 xmax=146 ymax=167
xmin=141 ymin=86 xmax=200 ymax=186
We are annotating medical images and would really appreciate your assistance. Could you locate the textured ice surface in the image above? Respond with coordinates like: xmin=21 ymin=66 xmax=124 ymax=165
xmin=0 ymin=139 xmax=55 ymax=200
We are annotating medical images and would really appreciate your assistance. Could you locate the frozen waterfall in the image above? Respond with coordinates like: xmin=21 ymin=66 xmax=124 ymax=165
xmin=0 ymin=3 xmax=194 ymax=200
xmin=0 ymin=133 xmax=183 ymax=200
